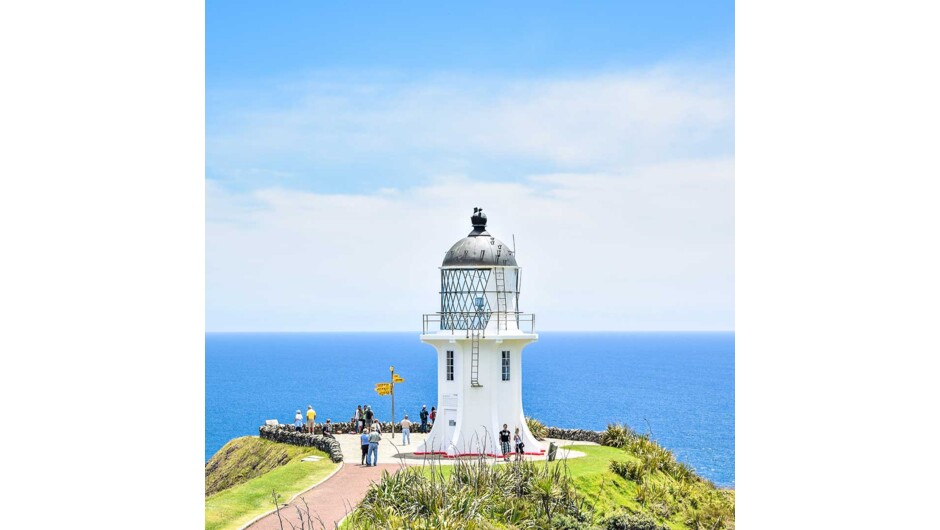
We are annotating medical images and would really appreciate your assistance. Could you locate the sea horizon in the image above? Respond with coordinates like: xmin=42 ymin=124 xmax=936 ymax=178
xmin=206 ymin=330 xmax=735 ymax=486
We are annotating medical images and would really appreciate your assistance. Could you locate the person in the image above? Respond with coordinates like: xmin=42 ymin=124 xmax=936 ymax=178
xmin=429 ymin=407 xmax=436 ymax=428
xmin=306 ymin=405 xmax=316 ymax=434
xmin=514 ymin=427 xmax=524 ymax=461
xmin=499 ymin=423 xmax=512 ymax=462
xmin=419 ymin=405 xmax=429 ymax=433
xmin=360 ymin=429 xmax=370 ymax=465
xmin=364 ymin=405 xmax=374 ymax=427
xmin=372 ymin=418 xmax=381 ymax=433
xmin=360 ymin=404 xmax=367 ymax=433
xmin=354 ymin=405 xmax=363 ymax=433
xmin=323 ymin=419 xmax=333 ymax=438
xmin=294 ymin=410 xmax=303 ymax=432
xmin=367 ymin=426 xmax=382 ymax=466
xmin=400 ymin=415 xmax=412 ymax=445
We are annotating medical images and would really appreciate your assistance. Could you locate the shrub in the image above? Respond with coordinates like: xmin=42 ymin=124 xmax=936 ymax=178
xmin=527 ymin=416 xmax=548 ymax=440
xmin=603 ymin=512 xmax=669 ymax=530
xmin=601 ymin=423 xmax=633 ymax=448
xmin=346 ymin=457 xmax=586 ymax=529
xmin=609 ymin=461 xmax=646 ymax=483
xmin=553 ymin=513 xmax=603 ymax=530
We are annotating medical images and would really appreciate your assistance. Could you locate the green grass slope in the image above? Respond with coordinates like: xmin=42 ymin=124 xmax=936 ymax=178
xmin=205 ymin=437 xmax=338 ymax=530
xmin=206 ymin=436 xmax=325 ymax=496
xmin=401 ymin=428 xmax=733 ymax=530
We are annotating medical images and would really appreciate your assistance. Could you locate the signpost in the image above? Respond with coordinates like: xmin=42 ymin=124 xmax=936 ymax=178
xmin=375 ymin=366 xmax=404 ymax=438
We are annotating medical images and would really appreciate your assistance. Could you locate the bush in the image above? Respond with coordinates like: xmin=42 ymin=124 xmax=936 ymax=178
xmin=601 ymin=424 xmax=633 ymax=448
xmin=609 ymin=460 xmax=645 ymax=483
xmin=527 ymin=416 xmax=548 ymax=440
xmin=603 ymin=512 xmax=669 ymax=530
xmin=346 ymin=457 xmax=586 ymax=529
xmin=553 ymin=513 xmax=603 ymax=530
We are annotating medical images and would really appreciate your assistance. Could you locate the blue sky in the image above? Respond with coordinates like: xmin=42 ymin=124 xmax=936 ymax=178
xmin=206 ymin=1 xmax=734 ymax=331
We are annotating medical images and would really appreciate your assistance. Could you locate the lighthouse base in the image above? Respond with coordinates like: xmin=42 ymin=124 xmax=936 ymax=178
xmin=415 ymin=333 xmax=542 ymax=458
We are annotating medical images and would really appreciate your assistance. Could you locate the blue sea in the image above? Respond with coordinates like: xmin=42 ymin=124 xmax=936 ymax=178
xmin=206 ymin=332 xmax=734 ymax=487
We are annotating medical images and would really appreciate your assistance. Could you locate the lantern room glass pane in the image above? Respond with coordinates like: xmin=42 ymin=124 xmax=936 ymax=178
xmin=440 ymin=268 xmax=492 ymax=330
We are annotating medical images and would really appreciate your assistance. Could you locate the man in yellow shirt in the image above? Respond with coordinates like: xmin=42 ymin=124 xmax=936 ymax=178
xmin=306 ymin=405 xmax=316 ymax=433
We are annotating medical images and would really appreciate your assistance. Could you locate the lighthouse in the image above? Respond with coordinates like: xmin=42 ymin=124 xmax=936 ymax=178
xmin=416 ymin=208 xmax=544 ymax=458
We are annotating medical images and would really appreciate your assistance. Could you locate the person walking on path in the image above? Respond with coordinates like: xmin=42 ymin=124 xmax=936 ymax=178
xmin=499 ymin=424 xmax=512 ymax=462
xmin=400 ymin=415 xmax=412 ymax=445
xmin=294 ymin=410 xmax=304 ymax=432
xmin=359 ymin=429 xmax=370 ymax=465
xmin=354 ymin=405 xmax=362 ymax=433
xmin=305 ymin=405 xmax=316 ymax=434
xmin=367 ymin=426 xmax=382 ymax=466
xmin=429 ymin=407 xmax=436 ymax=428
xmin=419 ymin=405 xmax=429 ymax=433
xmin=364 ymin=405 xmax=374 ymax=427
xmin=514 ymin=427 xmax=524 ymax=461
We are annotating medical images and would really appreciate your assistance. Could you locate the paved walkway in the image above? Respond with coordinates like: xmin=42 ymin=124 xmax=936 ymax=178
xmin=246 ymin=462 xmax=400 ymax=530
xmin=332 ymin=432 xmax=588 ymax=465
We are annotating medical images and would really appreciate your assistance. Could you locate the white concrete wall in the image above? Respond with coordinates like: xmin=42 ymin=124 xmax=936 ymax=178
xmin=418 ymin=335 xmax=542 ymax=456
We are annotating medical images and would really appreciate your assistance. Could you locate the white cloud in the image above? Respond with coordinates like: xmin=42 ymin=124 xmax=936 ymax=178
xmin=206 ymin=64 xmax=734 ymax=330
xmin=207 ymin=66 xmax=733 ymax=176
xmin=207 ymin=157 xmax=733 ymax=331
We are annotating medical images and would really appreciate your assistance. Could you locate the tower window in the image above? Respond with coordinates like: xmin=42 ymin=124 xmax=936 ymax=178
xmin=446 ymin=350 xmax=454 ymax=381
xmin=501 ymin=350 xmax=510 ymax=381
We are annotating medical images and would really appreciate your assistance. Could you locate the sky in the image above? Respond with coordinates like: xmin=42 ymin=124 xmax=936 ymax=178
xmin=206 ymin=1 xmax=734 ymax=331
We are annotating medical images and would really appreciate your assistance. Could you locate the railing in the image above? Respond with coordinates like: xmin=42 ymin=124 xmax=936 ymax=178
xmin=422 ymin=312 xmax=536 ymax=335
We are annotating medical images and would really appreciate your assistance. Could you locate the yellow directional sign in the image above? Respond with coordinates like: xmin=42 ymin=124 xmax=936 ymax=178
xmin=375 ymin=383 xmax=391 ymax=391
xmin=392 ymin=374 xmax=404 ymax=383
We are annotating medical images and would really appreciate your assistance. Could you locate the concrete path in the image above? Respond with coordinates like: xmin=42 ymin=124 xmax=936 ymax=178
xmin=332 ymin=432 xmax=588 ymax=465
xmin=246 ymin=462 xmax=400 ymax=530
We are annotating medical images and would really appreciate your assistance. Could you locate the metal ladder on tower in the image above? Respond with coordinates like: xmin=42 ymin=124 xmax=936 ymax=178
xmin=494 ymin=267 xmax=508 ymax=331
xmin=470 ymin=330 xmax=482 ymax=387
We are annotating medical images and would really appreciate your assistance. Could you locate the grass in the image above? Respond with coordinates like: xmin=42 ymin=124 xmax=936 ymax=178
xmin=345 ymin=457 xmax=585 ymax=529
xmin=549 ymin=444 xmax=648 ymax=521
xmin=204 ymin=438 xmax=338 ymax=530
xmin=206 ymin=436 xmax=331 ymax=496
xmin=408 ymin=441 xmax=730 ymax=530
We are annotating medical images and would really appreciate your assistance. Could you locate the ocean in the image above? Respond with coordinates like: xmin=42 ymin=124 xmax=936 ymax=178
xmin=205 ymin=331 xmax=734 ymax=487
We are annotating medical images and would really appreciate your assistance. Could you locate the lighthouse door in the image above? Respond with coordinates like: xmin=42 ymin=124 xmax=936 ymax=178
xmin=443 ymin=393 xmax=458 ymax=452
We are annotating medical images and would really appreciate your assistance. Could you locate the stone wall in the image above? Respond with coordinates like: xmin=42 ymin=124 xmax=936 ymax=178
xmin=258 ymin=425 xmax=344 ymax=463
xmin=543 ymin=426 xmax=604 ymax=444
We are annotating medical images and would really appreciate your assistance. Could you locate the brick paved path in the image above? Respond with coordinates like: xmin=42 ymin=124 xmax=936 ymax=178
xmin=246 ymin=462 xmax=399 ymax=530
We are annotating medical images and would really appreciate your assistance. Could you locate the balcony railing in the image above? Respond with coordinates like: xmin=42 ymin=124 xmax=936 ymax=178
xmin=422 ymin=312 xmax=536 ymax=335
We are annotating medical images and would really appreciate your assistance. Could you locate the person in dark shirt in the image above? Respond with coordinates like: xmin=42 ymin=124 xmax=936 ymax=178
xmin=419 ymin=405 xmax=429 ymax=433
xmin=499 ymin=423 xmax=512 ymax=462
xmin=364 ymin=405 xmax=374 ymax=425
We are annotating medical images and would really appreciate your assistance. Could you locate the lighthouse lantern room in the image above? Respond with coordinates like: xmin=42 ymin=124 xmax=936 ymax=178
xmin=416 ymin=208 xmax=544 ymax=458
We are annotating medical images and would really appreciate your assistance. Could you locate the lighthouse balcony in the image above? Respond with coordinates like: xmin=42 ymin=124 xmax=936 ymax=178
xmin=421 ymin=311 xmax=535 ymax=335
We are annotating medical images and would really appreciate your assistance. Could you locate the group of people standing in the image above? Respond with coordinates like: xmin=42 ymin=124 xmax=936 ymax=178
xmin=292 ymin=404 xmax=522 ymax=462
xmin=352 ymin=404 xmax=376 ymax=434
xmin=499 ymin=423 xmax=526 ymax=461
xmin=292 ymin=406 xmax=337 ymax=437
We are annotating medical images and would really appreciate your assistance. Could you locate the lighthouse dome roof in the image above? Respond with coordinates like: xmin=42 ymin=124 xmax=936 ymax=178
xmin=442 ymin=208 xmax=518 ymax=267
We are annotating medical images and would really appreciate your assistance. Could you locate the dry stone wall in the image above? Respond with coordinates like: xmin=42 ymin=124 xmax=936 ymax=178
xmin=258 ymin=425 xmax=344 ymax=462
xmin=543 ymin=426 xmax=604 ymax=444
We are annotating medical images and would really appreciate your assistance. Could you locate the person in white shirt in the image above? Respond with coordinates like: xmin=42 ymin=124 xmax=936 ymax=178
xmin=400 ymin=415 xmax=412 ymax=445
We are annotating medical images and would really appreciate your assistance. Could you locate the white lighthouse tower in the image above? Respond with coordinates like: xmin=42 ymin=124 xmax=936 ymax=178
xmin=416 ymin=208 xmax=544 ymax=458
